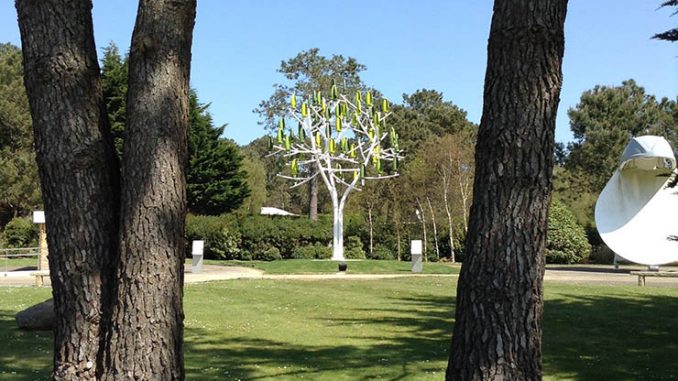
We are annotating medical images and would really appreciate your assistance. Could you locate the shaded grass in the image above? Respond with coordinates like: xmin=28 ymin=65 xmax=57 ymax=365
xmin=1 ymin=280 xmax=678 ymax=380
xmin=0 ymin=257 xmax=38 ymax=271
xmin=201 ymin=259 xmax=458 ymax=274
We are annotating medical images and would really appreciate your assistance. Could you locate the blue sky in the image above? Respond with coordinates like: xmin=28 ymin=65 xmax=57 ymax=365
xmin=1 ymin=1 xmax=676 ymax=145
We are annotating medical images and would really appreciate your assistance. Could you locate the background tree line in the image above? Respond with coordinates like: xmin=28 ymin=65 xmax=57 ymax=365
xmin=2 ymin=44 xmax=676 ymax=265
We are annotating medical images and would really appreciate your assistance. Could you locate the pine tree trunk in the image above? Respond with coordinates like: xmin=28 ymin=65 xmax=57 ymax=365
xmin=101 ymin=1 xmax=196 ymax=380
xmin=16 ymin=1 xmax=120 ymax=379
xmin=446 ymin=1 xmax=567 ymax=380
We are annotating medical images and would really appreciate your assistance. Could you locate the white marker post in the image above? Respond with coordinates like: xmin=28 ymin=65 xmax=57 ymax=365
xmin=32 ymin=211 xmax=48 ymax=271
xmin=411 ymin=240 xmax=423 ymax=273
xmin=191 ymin=240 xmax=204 ymax=274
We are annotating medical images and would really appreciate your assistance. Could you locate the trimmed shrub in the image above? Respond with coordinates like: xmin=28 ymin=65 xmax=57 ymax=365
xmin=2 ymin=217 xmax=38 ymax=248
xmin=185 ymin=214 xmax=241 ymax=260
xmin=344 ymin=236 xmax=365 ymax=259
xmin=292 ymin=244 xmax=331 ymax=259
xmin=254 ymin=247 xmax=282 ymax=261
xmin=369 ymin=244 xmax=395 ymax=260
xmin=239 ymin=215 xmax=332 ymax=258
xmin=546 ymin=200 xmax=592 ymax=264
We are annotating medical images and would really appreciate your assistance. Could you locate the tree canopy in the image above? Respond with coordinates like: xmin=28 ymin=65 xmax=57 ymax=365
xmin=0 ymin=43 xmax=40 ymax=226
xmin=653 ymin=0 xmax=678 ymax=41
xmin=566 ymin=79 xmax=677 ymax=193
xmin=100 ymin=43 xmax=249 ymax=215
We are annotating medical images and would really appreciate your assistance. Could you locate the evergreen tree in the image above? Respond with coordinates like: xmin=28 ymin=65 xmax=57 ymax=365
xmin=0 ymin=43 xmax=40 ymax=226
xmin=187 ymin=91 xmax=249 ymax=214
xmin=100 ymin=43 xmax=128 ymax=157
xmin=99 ymin=43 xmax=249 ymax=215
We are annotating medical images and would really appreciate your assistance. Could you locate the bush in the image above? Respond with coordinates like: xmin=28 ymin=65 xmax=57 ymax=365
xmin=292 ymin=244 xmax=331 ymax=259
xmin=253 ymin=247 xmax=282 ymax=261
xmin=588 ymin=244 xmax=615 ymax=264
xmin=344 ymin=236 xmax=365 ymax=259
xmin=546 ymin=200 xmax=591 ymax=264
xmin=185 ymin=215 xmax=241 ymax=260
xmin=369 ymin=244 xmax=395 ymax=260
xmin=2 ymin=217 xmax=38 ymax=248
xmin=239 ymin=215 xmax=332 ymax=258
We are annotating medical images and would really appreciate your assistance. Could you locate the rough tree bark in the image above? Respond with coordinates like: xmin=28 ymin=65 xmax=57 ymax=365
xmin=17 ymin=0 xmax=196 ymax=380
xmin=101 ymin=1 xmax=196 ymax=380
xmin=16 ymin=1 xmax=120 ymax=379
xmin=446 ymin=1 xmax=567 ymax=380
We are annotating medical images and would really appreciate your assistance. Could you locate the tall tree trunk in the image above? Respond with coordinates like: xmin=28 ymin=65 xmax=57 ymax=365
xmin=308 ymin=170 xmax=318 ymax=221
xmin=16 ymin=1 xmax=120 ymax=379
xmin=446 ymin=1 xmax=567 ymax=380
xmin=415 ymin=198 xmax=428 ymax=262
xmin=443 ymin=181 xmax=456 ymax=263
xmin=102 ymin=1 xmax=196 ymax=380
xmin=367 ymin=202 xmax=374 ymax=258
xmin=426 ymin=196 xmax=440 ymax=261
xmin=458 ymin=159 xmax=471 ymax=232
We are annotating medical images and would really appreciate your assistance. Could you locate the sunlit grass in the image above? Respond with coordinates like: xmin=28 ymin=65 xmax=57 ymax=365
xmin=201 ymin=259 xmax=458 ymax=274
xmin=1 ymin=279 xmax=677 ymax=380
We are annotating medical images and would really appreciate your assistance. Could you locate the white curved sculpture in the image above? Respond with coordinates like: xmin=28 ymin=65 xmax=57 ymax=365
xmin=595 ymin=135 xmax=678 ymax=265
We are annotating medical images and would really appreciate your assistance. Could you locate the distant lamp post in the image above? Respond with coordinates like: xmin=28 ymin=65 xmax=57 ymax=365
xmin=32 ymin=211 xmax=48 ymax=271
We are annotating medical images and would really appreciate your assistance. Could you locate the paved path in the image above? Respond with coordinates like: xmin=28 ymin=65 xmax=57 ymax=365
xmin=2 ymin=264 xmax=678 ymax=287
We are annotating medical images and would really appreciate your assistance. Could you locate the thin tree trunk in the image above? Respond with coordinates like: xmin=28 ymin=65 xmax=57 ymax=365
xmin=458 ymin=159 xmax=471 ymax=232
xmin=16 ymin=1 xmax=120 ymax=379
xmin=426 ymin=196 xmax=440 ymax=261
xmin=416 ymin=198 xmax=428 ymax=262
xmin=443 ymin=181 xmax=456 ymax=263
xmin=447 ymin=1 xmax=567 ymax=380
xmin=367 ymin=203 xmax=374 ymax=258
xmin=396 ymin=224 xmax=402 ymax=261
xmin=308 ymin=170 xmax=318 ymax=221
xmin=102 ymin=1 xmax=196 ymax=380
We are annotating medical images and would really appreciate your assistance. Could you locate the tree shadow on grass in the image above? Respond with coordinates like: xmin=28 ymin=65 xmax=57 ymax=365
xmin=0 ymin=310 xmax=52 ymax=381
xmin=2 ymin=286 xmax=678 ymax=381
xmin=184 ymin=292 xmax=456 ymax=381
xmin=543 ymin=292 xmax=678 ymax=381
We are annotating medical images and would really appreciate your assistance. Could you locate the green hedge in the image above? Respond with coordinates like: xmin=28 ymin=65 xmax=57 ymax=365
xmin=185 ymin=214 xmax=334 ymax=260
xmin=292 ymin=244 xmax=331 ymax=259
xmin=546 ymin=200 xmax=591 ymax=264
xmin=185 ymin=214 xmax=240 ymax=260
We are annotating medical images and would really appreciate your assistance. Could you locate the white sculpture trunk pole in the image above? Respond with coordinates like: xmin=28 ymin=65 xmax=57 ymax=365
xmin=332 ymin=201 xmax=344 ymax=260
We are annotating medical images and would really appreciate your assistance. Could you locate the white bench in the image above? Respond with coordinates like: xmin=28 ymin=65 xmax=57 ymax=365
xmin=30 ymin=271 xmax=49 ymax=287
xmin=630 ymin=271 xmax=678 ymax=286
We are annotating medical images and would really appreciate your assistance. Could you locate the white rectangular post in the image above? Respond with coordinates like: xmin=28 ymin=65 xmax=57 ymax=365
xmin=411 ymin=240 xmax=423 ymax=273
xmin=33 ymin=211 xmax=48 ymax=271
xmin=191 ymin=240 xmax=204 ymax=274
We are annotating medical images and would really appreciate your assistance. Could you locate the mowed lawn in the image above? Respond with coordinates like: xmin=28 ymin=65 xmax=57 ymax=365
xmin=202 ymin=259 xmax=458 ymax=274
xmin=1 ymin=278 xmax=678 ymax=380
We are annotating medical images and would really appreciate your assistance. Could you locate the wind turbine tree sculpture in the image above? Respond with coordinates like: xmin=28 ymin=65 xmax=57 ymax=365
xmin=269 ymin=83 xmax=403 ymax=260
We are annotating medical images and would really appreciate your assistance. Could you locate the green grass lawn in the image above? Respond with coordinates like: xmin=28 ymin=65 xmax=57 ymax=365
xmin=201 ymin=259 xmax=458 ymax=274
xmin=1 ymin=279 xmax=677 ymax=380
xmin=0 ymin=257 xmax=38 ymax=271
